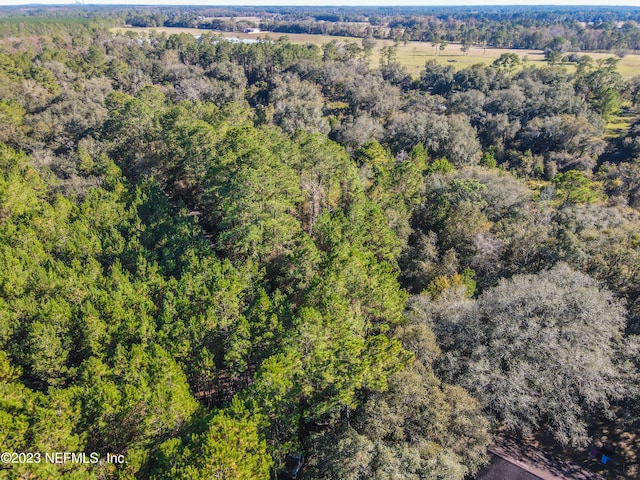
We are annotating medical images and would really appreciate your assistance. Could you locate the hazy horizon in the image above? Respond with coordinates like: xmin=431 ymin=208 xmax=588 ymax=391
xmin=1 ymin=1 xmax=640 ymax=7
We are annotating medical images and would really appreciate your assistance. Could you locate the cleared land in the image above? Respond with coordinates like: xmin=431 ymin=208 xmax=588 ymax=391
xmin=112 ymin=26 xmax=640 ymax=79
xmin=606 ymin=110 xmax=637 ymax=139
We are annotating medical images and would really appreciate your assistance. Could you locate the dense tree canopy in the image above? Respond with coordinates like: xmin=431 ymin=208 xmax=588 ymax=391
xmin=0 ymin=7 xmax=639 ymax=479
xmin=409 ymin=264 xmax=637 ymax=447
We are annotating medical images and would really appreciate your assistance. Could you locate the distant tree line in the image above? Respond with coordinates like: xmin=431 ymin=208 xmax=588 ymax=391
xmin=107 ymin=5 xmax=640 ymax=52
xmin=5 ymin=5 xmax=640 ymax=53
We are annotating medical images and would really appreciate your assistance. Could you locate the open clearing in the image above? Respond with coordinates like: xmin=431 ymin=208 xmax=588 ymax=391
xmin=606 ymin=109 xmax=637 ymax=139
xmin=112 ymin=26 xmax=640 ymax=79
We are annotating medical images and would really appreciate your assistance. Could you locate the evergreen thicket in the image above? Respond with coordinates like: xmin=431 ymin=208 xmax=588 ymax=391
xmin=0 ymin=9 xmax=639 ymax=479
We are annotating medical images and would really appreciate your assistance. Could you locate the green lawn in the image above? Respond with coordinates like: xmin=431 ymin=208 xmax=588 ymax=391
xmin=387 ymin=43 xmax=548 ymax=76
xmin=605 ymin=108 xmax=638 ymax=139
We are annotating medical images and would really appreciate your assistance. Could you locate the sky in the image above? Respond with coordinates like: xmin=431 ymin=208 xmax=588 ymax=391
xmin=1 ymin=0 xmax=639 ymax=6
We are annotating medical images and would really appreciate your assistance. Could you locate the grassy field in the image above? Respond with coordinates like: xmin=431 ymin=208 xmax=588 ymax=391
xmin=606 ymin=111 xmax=637 ymax=139
xmin=111 ymin=26 xmax=640 ymax=79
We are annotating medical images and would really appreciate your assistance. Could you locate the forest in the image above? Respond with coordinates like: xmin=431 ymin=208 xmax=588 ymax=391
xmin=0 ymin=5 xmax=639 ymax=480
xmin=123 ymin=6 xmax=640 ymax=52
